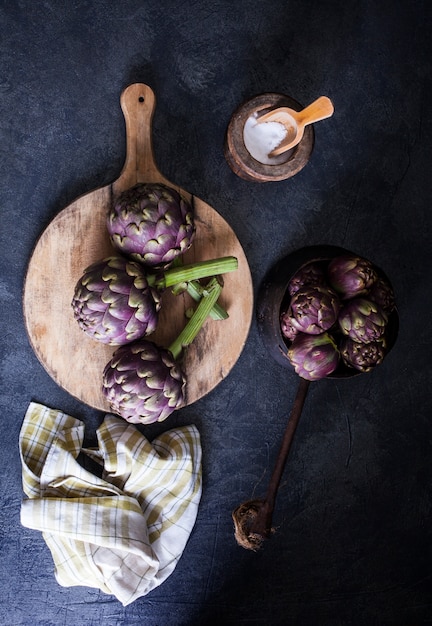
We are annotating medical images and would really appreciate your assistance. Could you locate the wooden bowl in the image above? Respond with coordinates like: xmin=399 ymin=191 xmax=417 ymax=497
xmin=224 ymin=93 xmax=314 ymax=182
xmin=256 ymin=245 xmax=399 ymax=378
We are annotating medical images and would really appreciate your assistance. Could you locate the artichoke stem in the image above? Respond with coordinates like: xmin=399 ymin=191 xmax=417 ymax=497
xmin=169 ymin=280 xmax=229 ymax=320
xmin=168 ymin=277 xmax=222 ymax=360
xmin=149 ymin=256 xmax=238 ymax=289
xmin=186 ymin=281 xmax=229 ymax=321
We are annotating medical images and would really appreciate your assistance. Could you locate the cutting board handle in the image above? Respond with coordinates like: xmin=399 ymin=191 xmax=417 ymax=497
xmin=114 ymin=83 xmax=169 ymax=192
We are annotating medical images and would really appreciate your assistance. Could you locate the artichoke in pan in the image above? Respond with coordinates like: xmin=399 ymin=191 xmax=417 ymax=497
xmin=102 ymin=276 xmax=223 ymax=424
xmin=102 ymin=340 xmax=186 ymax=424
xmin=327 ymin=255 xmax=377 ymax=299
xmin=280 ymin=307 xmax=298 ymax=342
xmin=107 ymin=182 xmax=195 ymax=268
xmin=368 ymin=277 xmax=395 ymax=314
xmin=340 ymin=336 xmax=387 ymax=372
xmin=288 ymin=262 xmax=326 ymax=296
xmin=72 ymin=256 xmax=160 ymax=346
xmin=287 ymin=332 xmax=340 ymax=381
xmin=290 ymin=285 xmax=341 ymax=335
xmin=338 ymin=297 xmax=388 ymax=343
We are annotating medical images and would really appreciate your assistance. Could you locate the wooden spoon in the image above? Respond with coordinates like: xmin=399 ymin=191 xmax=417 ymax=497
xmin=232 ymin=377 xmax=310 ymax=550
xmin=257 ymin=96 xmax=334 ymax=157
xmin=23 ymin=83 xmax=253 ymax=412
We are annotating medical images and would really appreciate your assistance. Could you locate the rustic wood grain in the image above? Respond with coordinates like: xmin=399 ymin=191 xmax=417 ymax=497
xmin=23 ymin=83 xmax=253 ymax=412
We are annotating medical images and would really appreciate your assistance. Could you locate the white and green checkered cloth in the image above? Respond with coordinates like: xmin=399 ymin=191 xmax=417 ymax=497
xmin=19 ymin=402 xmax=202 ymax=606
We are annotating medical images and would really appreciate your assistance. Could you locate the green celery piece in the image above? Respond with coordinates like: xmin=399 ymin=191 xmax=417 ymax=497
xmin=168 ymin=277 xmax=222 ymax=360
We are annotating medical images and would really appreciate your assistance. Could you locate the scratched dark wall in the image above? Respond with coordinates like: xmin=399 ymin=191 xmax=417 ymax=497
xmin=1 ymin=0 xmax=432 ymax=624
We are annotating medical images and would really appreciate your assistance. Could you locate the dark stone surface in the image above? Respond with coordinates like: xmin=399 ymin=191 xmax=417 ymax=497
xmin=1 ymin=0 xmax=431 ymax=624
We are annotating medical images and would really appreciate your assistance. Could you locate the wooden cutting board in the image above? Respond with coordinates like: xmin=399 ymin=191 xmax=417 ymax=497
xmin=23 ymin=83 xmax=253 ymax=412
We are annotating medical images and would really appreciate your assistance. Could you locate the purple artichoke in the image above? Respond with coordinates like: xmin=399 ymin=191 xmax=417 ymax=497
xmin=288 ymin=262 xmax=326 ymax=296
xmin=280 ymin=307 xmax=298 ymax=342
xmin=368 ymin=277 xmax=395 ymax=314
xmin=340 ymin=336 xmax=387 ymax=372
xmin=72 ymin=256 xmax=160 ymax=345
xmin=327 ymin=255 xmax=377 ymax=299
xmin=288 ymin=332 xmax=340 ymax=380
xmin=102 ymin=340 xmax=186 ymax=424
xmin=290 ymin=285 xmax=341 ymax=334
xmin=107 ymin=182 xmax=195 ymax=268
xmin=338 ymin=297 xmax=388 ymax=343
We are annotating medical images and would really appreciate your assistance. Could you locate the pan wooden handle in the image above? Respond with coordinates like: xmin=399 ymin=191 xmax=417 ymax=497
xmin=114 ymin=83 xmax=167 ymax=192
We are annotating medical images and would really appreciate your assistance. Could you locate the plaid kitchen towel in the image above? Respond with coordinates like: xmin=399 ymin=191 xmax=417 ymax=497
xmin=19 ymin=402 xmax=202 ymax=606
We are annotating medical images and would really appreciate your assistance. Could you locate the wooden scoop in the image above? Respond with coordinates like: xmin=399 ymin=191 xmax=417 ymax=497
xmin=257 ymin=96 xmax=334 ymax=157
xmin=23 ymin=83 xmax=253 ymax=412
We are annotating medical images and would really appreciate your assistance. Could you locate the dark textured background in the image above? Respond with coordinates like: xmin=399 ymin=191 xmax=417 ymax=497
xmin=1 ymin=1 xmax=431 ymax=624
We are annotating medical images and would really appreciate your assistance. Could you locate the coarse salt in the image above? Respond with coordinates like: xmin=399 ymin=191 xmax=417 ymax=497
xmin=243 ymin=115 xmax=287 ymax=165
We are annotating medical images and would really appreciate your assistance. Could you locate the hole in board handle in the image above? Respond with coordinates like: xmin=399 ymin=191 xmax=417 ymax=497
xmin=138 ymin=96 xmax=144 ymax=102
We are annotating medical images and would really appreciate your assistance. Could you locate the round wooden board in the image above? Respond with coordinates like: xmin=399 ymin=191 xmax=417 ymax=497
xmin=23 ymin=84 xmax=253 ymax=413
